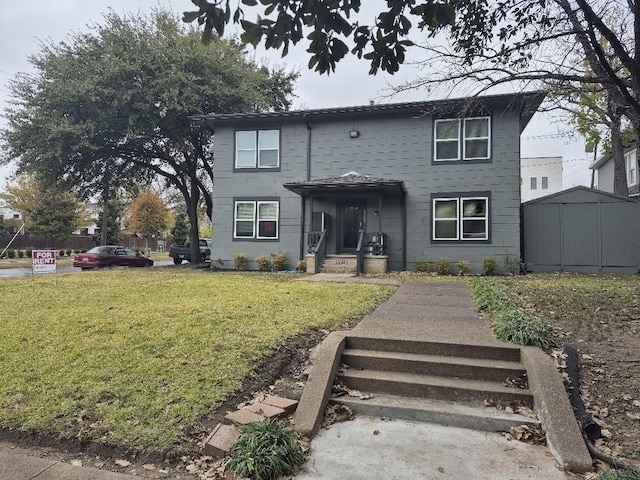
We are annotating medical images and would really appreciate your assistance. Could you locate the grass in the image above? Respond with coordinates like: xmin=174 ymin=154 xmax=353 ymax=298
xmin=0 ymin=269 xmax=394 ymax=454
xmin=468 ymin=277 xmax=557 ymax=350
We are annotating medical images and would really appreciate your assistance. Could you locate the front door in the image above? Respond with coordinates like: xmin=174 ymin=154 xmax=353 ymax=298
xmin=338 ymin=199 xmax=367 ymax=253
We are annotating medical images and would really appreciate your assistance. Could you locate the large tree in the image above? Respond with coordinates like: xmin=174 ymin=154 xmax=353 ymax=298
xmin=2 ymin=8 xmax=298 ymax=263
xmin=0 ymin=174 xmax=85 ymax=244
xmin=125 ymin=190 xmax=171 ymax=252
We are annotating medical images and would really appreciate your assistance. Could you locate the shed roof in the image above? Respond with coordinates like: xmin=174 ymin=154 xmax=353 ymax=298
xmin=522 ymin=185 xmax=639 ymax=205
xmin=193 ymin=91 xmax=546 ymax=134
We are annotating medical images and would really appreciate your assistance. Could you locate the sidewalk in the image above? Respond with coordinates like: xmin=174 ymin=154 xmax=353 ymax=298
xmin=0 ymin=445 xmax=139 ymax=480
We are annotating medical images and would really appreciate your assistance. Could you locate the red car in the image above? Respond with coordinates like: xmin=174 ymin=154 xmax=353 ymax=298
xmin=73 ymin=246 xmax=154 ymax=270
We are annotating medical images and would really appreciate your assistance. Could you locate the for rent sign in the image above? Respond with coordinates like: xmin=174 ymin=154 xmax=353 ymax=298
xmin=33 ymin=250 xmax=57 ymax=274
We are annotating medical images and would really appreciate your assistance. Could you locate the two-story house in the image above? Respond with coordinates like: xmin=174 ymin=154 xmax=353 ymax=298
xmin=196 ymin=91 xmax=546 ymax=273
xmin=520 ymin=156 xmax=563 ymax=202
xmin=590 ymin=143 xmax=639 ymax=197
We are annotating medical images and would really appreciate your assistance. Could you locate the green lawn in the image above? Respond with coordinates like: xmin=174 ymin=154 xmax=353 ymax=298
xmin=0 ymin=269 xmax=394 ymax=454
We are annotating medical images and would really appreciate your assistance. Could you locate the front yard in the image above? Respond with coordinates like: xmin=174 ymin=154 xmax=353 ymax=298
xmin=0 ymin=269 xmax=394 ymax=455
xmin=500 ymin=273 xmax=640 ymax=463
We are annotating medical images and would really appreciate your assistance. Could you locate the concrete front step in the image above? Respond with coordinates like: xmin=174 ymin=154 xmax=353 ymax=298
xmin=332 ymin=394 xmax=540 ymax=432
xmin=341 ymin=348 xmax=526 ymax=382
xmin=321 ymin=255 xmax=358 ymax=274
xmin=346 ymin=336 xmax=522 ymax=362
xmin=338 ymin=369 xmax=534 ymax=408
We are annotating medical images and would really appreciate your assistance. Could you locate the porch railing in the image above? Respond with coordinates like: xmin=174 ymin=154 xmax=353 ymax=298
xmin=311 ymin=229 xmax=327 ymax=274
xmin=356 ymin=228 xmax=366 ymax=276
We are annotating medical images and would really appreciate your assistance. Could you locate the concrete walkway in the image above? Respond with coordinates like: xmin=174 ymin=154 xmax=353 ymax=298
xmin=0 ymin=445 xmax=139 ymax=480
xmin=293 ymin=278 xmax=588 ymax=479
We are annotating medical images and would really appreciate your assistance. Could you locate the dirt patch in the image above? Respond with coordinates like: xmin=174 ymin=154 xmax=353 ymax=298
xmin=505 ymin=274 xmax=640 ymax=468
xmin=0 ymin=329 xmax=328 ymax=479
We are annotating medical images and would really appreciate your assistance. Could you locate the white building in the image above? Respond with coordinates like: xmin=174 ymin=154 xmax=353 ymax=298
xmin=590 ymin=144 xmax=639 ymax=198
xmin=0 ymin=205 xmax=21 ymax=221
xmin=521 ymin=156 xmax=563 ymax=202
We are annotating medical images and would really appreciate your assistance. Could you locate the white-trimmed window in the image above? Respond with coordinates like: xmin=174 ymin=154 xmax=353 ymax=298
xmin=530 ymin=177 xmax=537 ymax=190
xmin=234 ymin=200 xmax=279 ymax=239
xmin=625 ymin=150 xmax=637 ymax=186
xmin=433 ymin=197 xmax=489 ymax=241
xmin=235 ymin=130 xmax=280 ymax=169
xmin=542 ymin=176 xmax=548 ymax=189
xmin=434 ymin=117 xmax=490 ymax=161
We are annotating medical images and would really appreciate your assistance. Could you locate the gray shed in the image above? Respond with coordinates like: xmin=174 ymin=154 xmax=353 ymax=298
xmin=522 ymin=186 xmax=640 ymax=273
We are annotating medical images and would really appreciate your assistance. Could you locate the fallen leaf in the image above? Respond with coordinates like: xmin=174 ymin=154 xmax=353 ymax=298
xmin=373 ymin=430 xmax=380 ymax=435
xmin=115 ymin=459 xmax=131 ymax=467
xmin=70 ymin=459 xmax=82 ymax=467
xmin=143 ymin=464 xmax=156 ymax=470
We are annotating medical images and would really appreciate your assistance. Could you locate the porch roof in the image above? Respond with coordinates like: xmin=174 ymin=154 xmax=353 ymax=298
xmin=283 ymin=173 xmax=407 ymax=197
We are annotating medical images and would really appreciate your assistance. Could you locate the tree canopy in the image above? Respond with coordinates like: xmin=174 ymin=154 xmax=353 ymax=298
xmin=1 ymin=8 xmax=298 ymax=262
xmin=125 ymin=190 xmax=171 ymax=239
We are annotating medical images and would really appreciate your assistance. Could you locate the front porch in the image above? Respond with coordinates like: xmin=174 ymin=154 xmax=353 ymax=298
xmin=284 ymin=172 xmax=407 ymax=276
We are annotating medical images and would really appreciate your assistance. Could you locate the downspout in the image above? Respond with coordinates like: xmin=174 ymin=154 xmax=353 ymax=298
xmin=402 ymin=191 xmax=407 ymax=271
xmin=299 ymin=114 xmax=312 ymax=261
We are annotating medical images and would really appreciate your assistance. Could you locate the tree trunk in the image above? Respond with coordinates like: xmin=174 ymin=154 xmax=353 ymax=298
xmin=609 ymin=109 xmax=629 ymax=197
xmin=101 ymin=176 xmax=109 ymax=245
xmin=187 ymin=171 xmax=201 ymax=265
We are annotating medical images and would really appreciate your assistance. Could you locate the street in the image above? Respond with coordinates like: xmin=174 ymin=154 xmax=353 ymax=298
xmin=0 ymin=260 xmax=174 ymax=278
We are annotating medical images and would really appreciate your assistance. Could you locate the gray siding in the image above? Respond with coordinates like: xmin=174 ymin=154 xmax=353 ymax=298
xmin=211 ymin=105 xmax=525 ymax=273
xmin=523 ymin=187 xmax=640 ymax=273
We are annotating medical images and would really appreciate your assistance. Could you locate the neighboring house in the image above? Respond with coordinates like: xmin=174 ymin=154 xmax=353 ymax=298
xmin=195 ymin=91 xmax=546 ymax=273
xmin=520 ymin=156 xmax=563 ymax=202
xmin=0 ymin=205 xmax=22 ymax=221
xmin=74 ymin=202 xmax=100 ymax=236
xmin=590 ymin=143 xmax=639 ymax=197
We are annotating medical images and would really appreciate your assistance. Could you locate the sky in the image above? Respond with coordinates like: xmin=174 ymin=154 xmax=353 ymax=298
xmin=0 ymin=0 xmax=592 ymax=192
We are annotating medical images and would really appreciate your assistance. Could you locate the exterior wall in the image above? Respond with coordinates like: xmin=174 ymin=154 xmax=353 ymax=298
xmin=523 ymin=188 xmax=640 ymax=273
xmin=520 ymin=156 xmax=563 ymax=202
xmin=0 ymin=206 xmax=21 ymax=220
xmin=593 ymin=157 xmax=615 ymax=193
xmin=211 ymin=105 xmax=524 ymax=273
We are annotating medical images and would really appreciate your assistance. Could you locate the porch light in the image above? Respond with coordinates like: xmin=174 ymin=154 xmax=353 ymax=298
xmin=349 ymin=129 xmax=360 ymax=138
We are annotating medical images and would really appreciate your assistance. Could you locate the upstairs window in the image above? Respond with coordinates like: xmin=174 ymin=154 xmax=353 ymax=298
xmin=234 ymin=200 xmax=279 ymax=240
xmin=235 ymin=130 xmax=280 ymax=169
xmin=542 ymin=176 xmax=549 ymax=189
xmin=434 ymin=117 xmax=490 ymax=162
xmin=433 ymin=196 xmax=489 ymax=241
xmin=626 ymin=151 xmax=637 ymax=186
xmin=530 ymin=177 xmax=537 ymax=190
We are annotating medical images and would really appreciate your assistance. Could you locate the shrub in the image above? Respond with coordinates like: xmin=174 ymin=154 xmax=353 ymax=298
xmin=26 ymin=249 xmax=33 ymax=258
xmin=482 ymin=256 xmax=498 ymax=276
xmin=434 ymin=257 xmax=451 ymax=275
xmin=7 ymin=250 xmax=16 ymax=259
xmin=231 ymin=252 xmax=248 ymax=271
xmin=18 ymin=250 xmax=25 ymax=258
xmin=469 ymin=278 xmax=557 ymax=351
xmin=414 ymin=258 xmax=430 ymax=272
xmin=455 ymin=260 xmax=472 ymax=276
xmin=594 ymin=469 xmax=640 ymax=480
xmin=58 ymin=249 xmax=66 ymax=257
xmin=226 ymin=418 xmax=305 ymax=480
xmin=255 ymin=254 xmax=271 ymax=272
xmin=296 ymin=259 xmax=307 ymax=272
xmin=271 ymin=250 xmax=288 ymax=271
xmin=503 ymin=252 xmax=520 ymax=276
xmin=65 ymin=249 xmax=72 ymax=256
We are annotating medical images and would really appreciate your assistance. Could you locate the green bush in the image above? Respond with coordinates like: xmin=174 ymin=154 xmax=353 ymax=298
xmin=232 ymin=252 xmax=248 ymax=271
xmin=482 ymin=256 xmax=498 ymax=276
xmin=271 ymin=250 xmax=288 ymax=271
xmin=455 ymin=260 xmax=472 ymax=276
xmin=65 ymin=249 xmax=72 ymax=256
xmin=296 ymin=259 xmax=307 ymax=272
xmin=18 ymin=250 xmax=25 ymax=258
xmin=26 ymin=249 xmax=33 ymax=258
xmin=256 ymin=254 xmax=271 ymax=272
xmin=58 ymin=249 xmax=65 ymax=257
xmin=226 ymin=418 xmax=306 ymax=480
xmin=7 ymin=250 xmax=16 ymax=259
xmin=503 ymin=252 xmax=520 ymax=275
xmin=469 ymin=278 xmax=556 ymax=351
xmin=435 ymin=257 xmax=451 ymax=275
xmin=414 ymin=258 xmax=430 ymax=272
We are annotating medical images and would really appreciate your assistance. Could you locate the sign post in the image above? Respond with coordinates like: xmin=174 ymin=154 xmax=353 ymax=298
xmin=32 ymin=250 xmax=57 ymax=275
